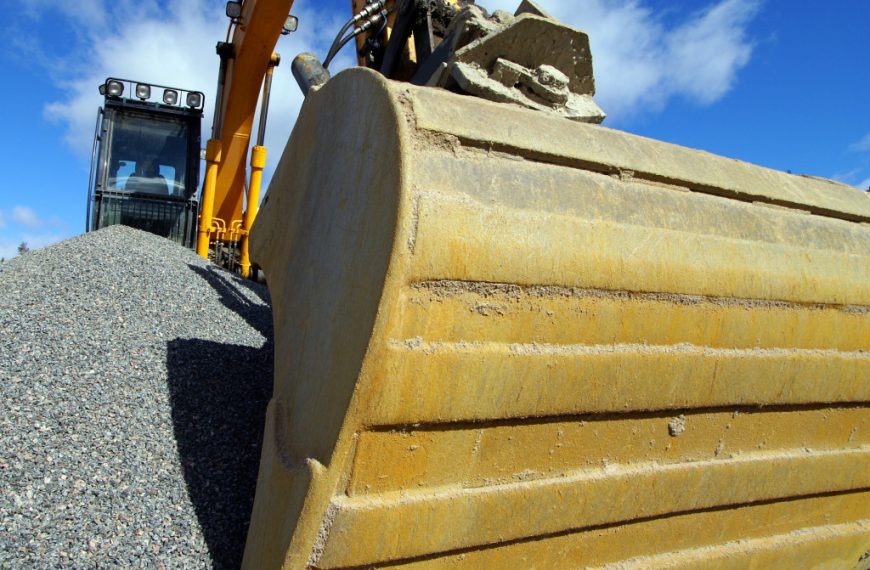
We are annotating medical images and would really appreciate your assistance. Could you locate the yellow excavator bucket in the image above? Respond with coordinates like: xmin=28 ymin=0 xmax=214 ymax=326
xmin=244 ymin=68 xmax=870 ymax=569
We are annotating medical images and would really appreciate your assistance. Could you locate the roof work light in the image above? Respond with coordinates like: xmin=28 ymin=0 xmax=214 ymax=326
xmin=186 ymin=92 xmax=203 ymax=109
xmin=163 ymin=89 xmax=179 ymax=106
xmin=135 ymin=83 xmax=151 ymax=100
xmin=226 ymin=1 xmax=242 ymax=20
xmin=106 ymin=80 xmax=124 ymax=97
xmin=282 ymin=15 xmax=298 ymax=34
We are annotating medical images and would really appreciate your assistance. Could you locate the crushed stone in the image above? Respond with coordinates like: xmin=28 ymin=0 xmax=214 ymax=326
xmin=0 ymin=226 xmax=273 ymax=569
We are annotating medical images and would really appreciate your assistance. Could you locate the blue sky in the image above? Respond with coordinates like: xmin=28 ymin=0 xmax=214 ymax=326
xmin=1 ymin=0 xmax=868 ymax=259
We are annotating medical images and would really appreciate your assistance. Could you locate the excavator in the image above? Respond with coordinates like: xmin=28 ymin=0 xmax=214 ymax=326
xmin=86 ymin=79 xmax=205 ymax=248
xmin=88 ymin=0 xmax=870 ymax=568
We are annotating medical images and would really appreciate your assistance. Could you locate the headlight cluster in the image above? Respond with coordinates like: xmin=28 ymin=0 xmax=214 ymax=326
xmin=99 ymin=79 xmax=204 ymax=110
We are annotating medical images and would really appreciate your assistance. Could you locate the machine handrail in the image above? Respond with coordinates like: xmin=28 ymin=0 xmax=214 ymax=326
xmin=84 ymin=107 xmax=104 ymax=232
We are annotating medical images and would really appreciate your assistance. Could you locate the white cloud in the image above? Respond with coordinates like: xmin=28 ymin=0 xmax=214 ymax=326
xmin=6 ymin=0 xmax=356 ymax=257
xmin=831 ymin=168 xmax=870 ymax=191
xmin=11 ymin=206 xmax=42 ymax=229
xmin=23 ymin=0 xmax=109 ymax=30
xmin=841 ymin=133 xmax=870 ymax=190
xmin=0 ymin=205 xmax=71 ymax=258
xmin=0 ymin=231 xmax=69 ymax=260
xmin=37 ymin=0 xmax=761 ymax=160
xmin=6 ymin=0 xmax=762 ymax=259
xmin=482 ymin=0 xmax=759 ymax=121
xmin=38 ymin=0 xmax=352 ymax=180
xmin=27 ymin=0 xmax=761 ymax=208
xmin=851 ymin=132 xmax=870 ymax=153
xmin=0 ymin=239 xmax=19 ymax=261
xmin=22 ymin=231 xmax=69 ymax=250
xmin=42 ymin=0 xmax=236 ymax=157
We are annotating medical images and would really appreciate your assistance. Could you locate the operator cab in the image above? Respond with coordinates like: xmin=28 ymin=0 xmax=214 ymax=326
xmin=87 ymin=78 xmax=204 ymax=248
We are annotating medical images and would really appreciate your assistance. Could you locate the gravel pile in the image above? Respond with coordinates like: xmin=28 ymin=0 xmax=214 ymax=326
xmin=0 ymin=226 xmax=273 ymax=569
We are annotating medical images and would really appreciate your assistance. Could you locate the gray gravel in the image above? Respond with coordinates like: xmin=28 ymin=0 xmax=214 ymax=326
xmin=0 ymin=226 xmax=273 ymax=569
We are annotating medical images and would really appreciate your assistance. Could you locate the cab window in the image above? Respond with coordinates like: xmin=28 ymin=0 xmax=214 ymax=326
xmin=105 ymin=110 xmax=191 ymax=198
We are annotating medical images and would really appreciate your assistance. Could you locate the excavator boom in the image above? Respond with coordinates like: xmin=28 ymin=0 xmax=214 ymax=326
xmin=210 ymin=0 xmax=295 ymax=226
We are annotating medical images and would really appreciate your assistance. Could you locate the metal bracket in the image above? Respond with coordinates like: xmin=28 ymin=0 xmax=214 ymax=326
xmin=418 ymin=6 xmax=606 ymax=123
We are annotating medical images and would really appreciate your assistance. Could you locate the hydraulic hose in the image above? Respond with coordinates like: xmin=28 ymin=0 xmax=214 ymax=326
xmin=324 ymin=0 xmax=387 ymax=69
xmin=324 ymin=7 xmax=391 ymax=69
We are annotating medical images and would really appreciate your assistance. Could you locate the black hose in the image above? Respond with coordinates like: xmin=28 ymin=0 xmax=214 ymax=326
xmin=324 ymin=30 xmax=360 ymax=68
xmin=324 ymin=0 xmax=387 ymax=69
xmin=324 ymin=7 xmax=391 ymax=69
xmin=326 ymin=17 xmax=356 ymax=67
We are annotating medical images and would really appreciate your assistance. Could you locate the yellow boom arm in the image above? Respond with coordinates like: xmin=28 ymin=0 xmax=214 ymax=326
xmin=211 ymin=0 xmax=295 ymax=226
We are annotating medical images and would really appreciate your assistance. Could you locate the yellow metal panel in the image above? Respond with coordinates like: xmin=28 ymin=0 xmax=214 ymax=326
xmin=406 ymin=195 xmax=870 ymax=305
xmin=244 ymin=70 xmax=409 ymax=570
xmin=245 ymin=69 xmax=870 ymax=569
xmin=414 ymin=149 xmax=870 ymax=256
xmin=319 ymin=448 xmax=869 ymax=566
xmin=399 ymin=282 xmax=870 ymax=350
xmin=369 ymin=343 xmax=869 ymax=424
xmin=607 ymin=522 xmax=870 ymax=570
xmin=409 ymin=87 xmax=870 ymax=222
xmin=376 ymin=506 xmax=870 ymax=570
xmin=349 ymin=407 xmax=869 ymax=496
